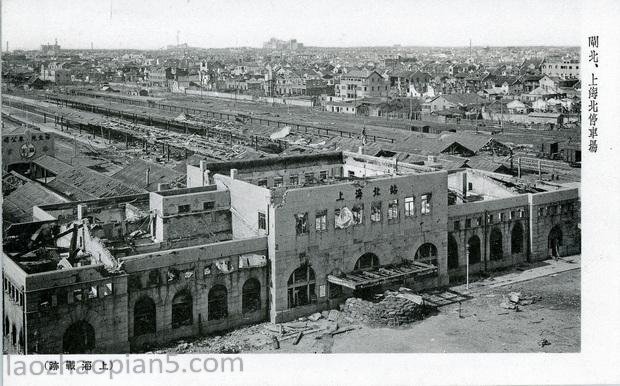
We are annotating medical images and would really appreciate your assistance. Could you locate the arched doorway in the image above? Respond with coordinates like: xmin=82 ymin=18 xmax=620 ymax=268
xmin=208 ymin=285 xmax=228 ymax=320
xmin=62 ymin=321 xmax=95 ymax=353
xmin=171 ymin=290 xmax=193 ymax=328
xmin=490 ymin=228 xmax=503 ymax=261
xmin=134 ymin=296 xmax=156 ymax=336
xmin=548 ymin=225 xmax=563 ymax=257
xmin=287 ymin=264 xmax=316 ymax=308
xmin=448 ymin=234 xmax=459 ymax=269
xmin=415 ymin=243 xmax=438 ymax=266
xmin=354 ymin=253 xmax=379 ymax=271
xmin=467 ymin=235 xmax=481 ymax=264
xmin=242 ymin=278 xmax=261 ymax=314
xmin=511 ymin=222 xmax=524 ymax=254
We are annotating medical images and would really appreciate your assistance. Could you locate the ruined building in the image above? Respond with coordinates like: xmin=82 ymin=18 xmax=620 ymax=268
xmin=3 ymin=151 xmax=580 ymax=353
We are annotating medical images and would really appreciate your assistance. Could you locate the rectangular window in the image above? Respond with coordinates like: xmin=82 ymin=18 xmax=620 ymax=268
xmin=315 ymin=210 xmax=327 ymax=231
xmin=404 ymin=196 xmax=415 ymax=217
xmin=73 ymin=289 xmax=84 ymax=302
xmin=488 ymin=214 xmax=494 ymax=223
xmin=203 ymin=201 xmax=215 ymax=210
xmin=319 ymin=170 xmax=328 ymax=181
xmin=257 ymin=179 xmax=267 ymax=187
xmin=454 ymin=220 xmax=460 ymax=230
xmin=465 ymin=218 xmax=471 ymax=228
xmin=371 ymin=202 xmax=382 ymax=222
xmin=499 ymin=212 xmax=505 ymax=222
xmin=468 ymin=182 xmax=473 ymax=191
xmin=295 ymin=213 xmax=308 ymax=235
xmin=178 ymin=204 xmax=190 ymax=213
xmin=274 ymin=177 xmax=284 ymax=187
xmin=352 ymin=204 xmax=364 ymax=225
xmin=519 ymin=209 xmax=525 ymax=218
xmin=39 ymin=291 xmax=53 ymax=309
xmin=289 ymin=174 xmax=299 ymax=185
xmin=88 ymin=286 xmax=98 ymax=299
xmin=538 ymin=207 xmax=544 ymax=217
xmin=100 ymin=283 xmax=113 ymax=297
xmin=304 ymin=172 xmax=315 ymax=182
xmin=421 ymin=194 xmax=431 ymax=215
xmin=348 ymin=170 xmax=355 ymax=177
xmin=57 ymin=288 xmax=68 ymax=305
xmin=510 ymin=210 xmax=516 ymax=219
xmin=148 ymin=270 xmax=160 ymax=286
xmin=476 ymin=217 xmax=482 ymax=226
xmin=258 ymin=212 xmax=266 ymax=230
xmin=387 ymin=199 xmax=399 ymax=220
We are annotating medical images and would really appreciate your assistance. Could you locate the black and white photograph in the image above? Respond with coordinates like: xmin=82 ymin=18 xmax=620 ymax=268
xmin=1 ymin=0 xmax=619 ymax=385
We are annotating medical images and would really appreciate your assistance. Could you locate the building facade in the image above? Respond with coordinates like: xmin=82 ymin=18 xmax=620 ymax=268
xmin=3 ymin=152 xmax=580 ymax=354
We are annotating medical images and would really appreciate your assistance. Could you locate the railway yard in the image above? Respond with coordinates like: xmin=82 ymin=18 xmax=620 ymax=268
xmin=2 ymin=89 xmax=581 ymax=184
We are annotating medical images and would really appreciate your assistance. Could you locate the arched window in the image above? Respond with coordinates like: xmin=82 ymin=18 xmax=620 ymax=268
xmin=415 ymin=243 xmax=438 ymax=266
xmin=467 ymin=236 xmax=481 ymax=264
xmin=62 ymin=321 xmax=95 ymax=353
xmin=208 ymin=285 xmax=228 ymax=320
xmin=134 ymin=296 xmax=156 ymax=336
xmin=548 ymin=225 xmax=563 ymax=257
xmin=11 ymin=324 xmax=16 ymax=346
xmin=448 ymin=234 xmax=459 ymax=269
xmin=242 ymin=278 xmax=261 ymax=314
xmin=287 ymin=264 xmax=316 ymax=308
xmin=490 ymin=228 xmax=503 ymax=261
xmin=511 ymin=222 xmax=524 ymax=254
xmin=18 ymin=330 xmax=24 ymax=352
xmin=354 ymin=253 xmax=379 ymax=271
xmin=171 ymin=290 xmax=193 ymax=328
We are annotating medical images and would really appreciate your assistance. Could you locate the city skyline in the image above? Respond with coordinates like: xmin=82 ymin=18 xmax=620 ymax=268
xmin=3 ymin=0 xmax=581 ymax=50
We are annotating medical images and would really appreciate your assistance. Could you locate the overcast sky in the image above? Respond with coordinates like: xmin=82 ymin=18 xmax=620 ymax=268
xmin=2 ymin=0 xmax=581 ymax=50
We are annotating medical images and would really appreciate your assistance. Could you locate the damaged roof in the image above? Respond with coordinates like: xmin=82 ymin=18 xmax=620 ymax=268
xmin=3 ymin=181 xmax=68 ymax=224
xmin=46 ymin=166 xmax=147 ymax=201
xmin=112 ymin=158 xmax=185 ymax=191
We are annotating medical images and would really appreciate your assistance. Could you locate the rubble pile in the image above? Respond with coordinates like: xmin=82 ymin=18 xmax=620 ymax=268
xmin=341 ymin=292 xmax=435 ymax=327
xmin=499 ymin=292 xmax=542 ymax=311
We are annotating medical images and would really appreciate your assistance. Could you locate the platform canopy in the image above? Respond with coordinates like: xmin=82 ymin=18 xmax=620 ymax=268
xmin=327 ymin=260 xmax=437 ymax=290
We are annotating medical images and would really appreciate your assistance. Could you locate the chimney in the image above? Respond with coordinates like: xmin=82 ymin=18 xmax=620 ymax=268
xmin=77 ymin=204 xmax=87 ymax=220
xmin=145 ymin=168 xmax=150 ymax=187
xmin=230 ymin=168 xmax=238 ymax=180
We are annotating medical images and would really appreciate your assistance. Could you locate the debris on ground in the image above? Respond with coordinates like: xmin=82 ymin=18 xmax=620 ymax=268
xmin=500 ymin=292 xmax=542 ymax=311
xmin=538 ymin=338 xmax=551 ymax=347
xmin=308 ymin=312 xmax=322 ymax=321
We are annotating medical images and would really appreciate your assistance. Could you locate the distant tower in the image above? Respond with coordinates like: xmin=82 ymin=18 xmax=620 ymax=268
xmin=55 ymin=38 xmax=58 ymax=46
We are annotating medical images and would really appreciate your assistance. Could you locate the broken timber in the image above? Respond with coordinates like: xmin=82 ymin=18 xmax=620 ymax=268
xmin=327 ymin=260 xmax=437 ymax=290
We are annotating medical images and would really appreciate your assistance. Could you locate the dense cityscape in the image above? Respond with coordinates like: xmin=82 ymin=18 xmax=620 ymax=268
xmin=2 ymin=37 xmax=581 ymax=355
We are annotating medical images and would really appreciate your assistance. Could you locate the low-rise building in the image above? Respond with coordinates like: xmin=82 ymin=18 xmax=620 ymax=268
xmin=3 ymin=152 xmax=580 ymax=354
